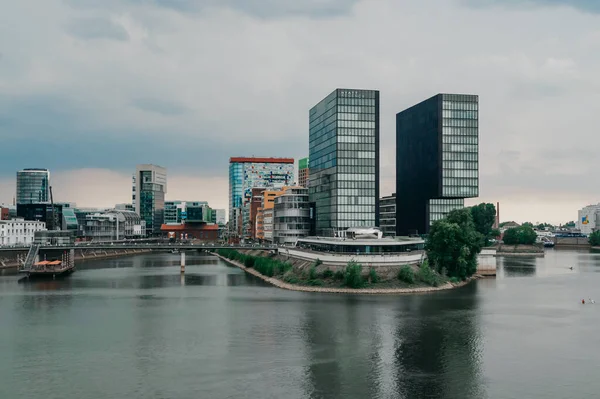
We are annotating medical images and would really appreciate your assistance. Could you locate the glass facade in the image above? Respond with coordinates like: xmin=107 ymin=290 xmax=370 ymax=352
xmin=379 ymin=194 xmax=396 ymax=237
xmin=16 ymin=169 xmax=50 ymax=205
xmin=228 ymin=158 xmax=294 ymax=239
xmin=396 ymin=93 xmax=479 ymax=235
xmin=309 ymin=88 xmax=380 ymax=236
xmin=273 ymin=187 xmax=311 ymax=245
xmin=135 ymin=165 xmax=167 ymax=236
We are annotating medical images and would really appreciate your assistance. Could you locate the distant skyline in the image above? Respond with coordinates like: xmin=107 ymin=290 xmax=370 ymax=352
xmin=1 ymin=0 xmax=600 ymax=224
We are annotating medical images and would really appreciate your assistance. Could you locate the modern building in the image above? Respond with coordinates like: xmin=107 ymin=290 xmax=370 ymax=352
xmin=578 ymin=204 xmax=600 ymax=235
xmin=396 ymin=93 xmax=479 ymax=235
xmin=263 ymin=208 xmax=274 ymax=242
xmin=212 ymin=209 xmax=226 ymax=226
xmin=256 ymin=207 xmax=265 ymax=240
xmin=309 ymin=88 xmax=379 ymax=236
xmin=16 ymin=168 xmax=50 ymax=205
xmin=131 ymin=174 xmax=136 ymax=212
xmin=273 ymin=187 xmax=311 ymax=245
xmin=229 ymin=157 xmax=294 ymax=240
xmin=249 ymin=188 xmax=265 ymax=239
xmin=135 ymin=164 xmax=167 ymax=236
xmin=17 ymin=202 xmax=78 ymax=231
xmin=0 ymin=219 xmax=46 ymax=246
xmin=379 ymin=193 xmax=396 ymax=237
xmin=80 ymin=210 xmax=146 ymax=241
xmin=164 ymin=201 xmax=211 ymax=224
xmin=115 ymin=203 xmax=134 ymax=211
xmin=298 ymin=157 xmax=309 ymax=188
xmin=160 ymin=223 xmax=218 ymax=242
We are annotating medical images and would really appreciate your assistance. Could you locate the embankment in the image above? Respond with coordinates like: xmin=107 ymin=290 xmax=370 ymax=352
xmin=496 ymin=244 xmax=545 ymax=257
xmin=0 ymin=248 xmax=154 ymax=269
xmin=214 ymin=252 xmax=474 ymax=295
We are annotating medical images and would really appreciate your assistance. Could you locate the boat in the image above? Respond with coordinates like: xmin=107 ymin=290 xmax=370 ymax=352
xmin=543 ymin=241 xmax=555 ymax=248
xmin=21 ymin=259 xmax=75 ymax=279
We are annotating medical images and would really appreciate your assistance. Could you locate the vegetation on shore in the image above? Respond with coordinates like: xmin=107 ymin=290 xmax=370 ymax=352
xmin=216 ymin=249 xmax=449 ymax=289
xmin=589 ymin=231 xmax=600 ymax=247
xmin=502 ymin=225 xmax=537 ymax=245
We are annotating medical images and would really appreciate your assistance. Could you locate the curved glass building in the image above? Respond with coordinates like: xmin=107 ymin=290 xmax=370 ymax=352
xmin=16 ymin=168 xmax=50 ymax=205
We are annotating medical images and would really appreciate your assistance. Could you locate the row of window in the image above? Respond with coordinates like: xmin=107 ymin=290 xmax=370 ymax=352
xmin=442 ymin=135 xmax=478 ymax=144
xmin=443 ymin=177 xmax=478 ymax=186
xmin=442 ymin=110 xmax=478 ymax=119
xmin=337 ymin=188 xmax=376 ymax=196
xmin=443 ymin=169 xmax=478 ymax=178
xmin=338 ymin=135 xmax=375 ymax=144
xmin=443 ymin=144 xmax=478 ymax=153
xmin=442 ymin=101 xmax=478 ymax=111
xmin=338 ymin=113 xmax=376 ymax=122
xmin=442 ymin=186 xmax=478 ymax=197
xmin=442 ymin=152 xmax=478 ymax=162
xmin=337 ymin=98 xmax=376 ymax=107
xmin=338 ymin=196 xmax=376 ymax=205
xmin=443 ymin=127 xmax=478 ymax=136
xmin=442 ymin=118 xmax=478 ymax=128
xmin=336 ymin=181 xmax=376 ymax=190
xmin=337 ymin=158 xmax=376 ymax=167
xmin=442 ymin=160 xmax=478 ymax=170
xmin=337 ymin=173 xmax=376 ymax=182
xmin=338 ymin=106 xmax=376 ymax=114
xmin=338 ymin=121 xmax=376 ymax=129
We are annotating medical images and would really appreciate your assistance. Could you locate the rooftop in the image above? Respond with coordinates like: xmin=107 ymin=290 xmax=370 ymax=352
xmin=297 ymin=236 xmax=424 ymax=246
xmin=229 ymin=157 xmax=294 ymax=164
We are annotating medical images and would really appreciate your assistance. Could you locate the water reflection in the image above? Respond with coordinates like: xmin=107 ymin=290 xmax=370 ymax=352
xmin=498 ymin=257 xmax=538 ymax=278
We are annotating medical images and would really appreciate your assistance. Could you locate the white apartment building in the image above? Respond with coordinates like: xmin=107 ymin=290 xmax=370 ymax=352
xmin=578 ymin=204 xmax=600 ymax=235
xmin=0 ymin=219 xmax=46 ymax=246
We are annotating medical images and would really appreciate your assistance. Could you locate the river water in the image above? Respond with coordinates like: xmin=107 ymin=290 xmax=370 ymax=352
xmin=1 ymin=250 xmax=599 ymax=399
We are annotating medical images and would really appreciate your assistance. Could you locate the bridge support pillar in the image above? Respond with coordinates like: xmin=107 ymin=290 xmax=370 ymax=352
xmin=180 ymin=252 xmax=186 ymax=273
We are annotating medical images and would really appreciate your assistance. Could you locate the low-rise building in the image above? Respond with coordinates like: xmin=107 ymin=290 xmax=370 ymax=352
xmin=0 ymin=207 xmax=9 ymax=220
xmin=160 ymin=223 xmax=218 ymax=241
xmin=263 ymin=208 xmax=274 ymax=242
xmin=0 ymin=219 xmax=46 ymax=246
xmin=80 ymin=210 xmax=146 ymax=241
xmin=212 ymin=209 xmax=226 ymax=226
xmin=379 ymin=193 xmax=396 ymax=237
xmin=578 ymin=204 xmax=600 ymax=235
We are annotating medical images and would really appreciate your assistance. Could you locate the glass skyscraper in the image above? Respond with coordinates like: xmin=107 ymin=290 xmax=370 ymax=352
xmin=135 ymin=164 xmax=167 ymax=236
xmin=396 ymin=93 xmax=479 ymax=235
xmin=228 ymin=157 xmax=295 ymax=240
xmin=16 ymin=168 xmax=50 ymax=205
xmin=309 ymin=88 xmax=380 ymax=236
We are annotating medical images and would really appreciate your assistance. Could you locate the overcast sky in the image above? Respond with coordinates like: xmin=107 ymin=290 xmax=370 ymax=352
xmin=1 ymin=0 xmax=599 ymax=224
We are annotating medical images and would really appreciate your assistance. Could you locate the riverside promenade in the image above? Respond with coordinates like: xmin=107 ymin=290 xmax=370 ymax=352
xmin=213 ymin=253 xmax=474 ymax=295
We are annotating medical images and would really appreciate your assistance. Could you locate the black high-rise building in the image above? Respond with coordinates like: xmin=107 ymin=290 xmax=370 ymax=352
xmin=396 ymin=94 xmax=479 ymax=235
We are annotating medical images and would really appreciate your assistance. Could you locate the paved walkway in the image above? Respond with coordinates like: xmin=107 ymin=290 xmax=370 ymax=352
xmin=214 ymin=254 xmax=473 ymax=295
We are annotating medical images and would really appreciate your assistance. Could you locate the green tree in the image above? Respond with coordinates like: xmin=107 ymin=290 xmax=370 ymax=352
xmin=344 ymin=261 xmax=364 ymax=288
xmin=470 ymin=203 xmax=497 ymax=241
xmin=589 ymin=231 xmax=600 ymax=247
xmin=563 ymin=221 xmax=576 ymax=228
xmin=522 ymin=222 xmax=534 ymax=228
xmin=503 ymin=225 xmax=537 ymax=245
xmin=426 ymin=208 xmax=482 ymax=280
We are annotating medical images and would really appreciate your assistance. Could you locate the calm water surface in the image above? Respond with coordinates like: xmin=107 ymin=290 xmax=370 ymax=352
xmin=1 ymin=250 xmax=600 ymax=399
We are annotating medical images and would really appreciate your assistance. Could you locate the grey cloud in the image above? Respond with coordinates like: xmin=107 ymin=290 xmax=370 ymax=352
xmin=65 ymin=0 xmax=359 ymax=19
xmin=132 ymin=98 xmax=188 ymax=116
xmin=463 ymin=0 xmax=600 ymax=14
xmin=65 ymin=17 xmax=129 ymax=41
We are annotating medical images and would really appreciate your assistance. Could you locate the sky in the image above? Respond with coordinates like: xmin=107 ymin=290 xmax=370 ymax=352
xmin=1 ymin=0 xmax=599 ymax=224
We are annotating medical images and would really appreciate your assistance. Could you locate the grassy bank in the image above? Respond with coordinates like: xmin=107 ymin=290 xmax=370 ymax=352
xmin=216 ymin=249 xmax=450 ymax=290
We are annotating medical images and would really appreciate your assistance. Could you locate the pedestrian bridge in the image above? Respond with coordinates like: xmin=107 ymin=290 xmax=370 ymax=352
xmin=0 ymin=242 xmax=278 ymax=253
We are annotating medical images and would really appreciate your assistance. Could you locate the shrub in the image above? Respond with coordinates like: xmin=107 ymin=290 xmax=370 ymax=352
xmin=334 ymin=270 xmax=344 ymax=281
xmin=314 ymin=258 xmax=323 ymax=267
xmin=449 ymin=277 xmax=460 ymax=284
xmin=398 ymin=266 xmax=415 ymax=284
xmin=369 ymin=268 xmax=379 ymax=283
xmin=244 ymin=256 xmax=255 ymax=268
xmin=503 ymin=225 xmax=537 ymax=245
xmin=283 ymin=274 xmax=299 ymax=284
xmin=589 ymin=231 xmax=600 ymax=247
xmin=418 ymin=260 xmax=438 ymax=287
xmin=307 ymin=279 xmax=324 ymax=286
xmin=322 ymin=269 xmax=334 ymax=279
xmin=309 ymin=266 xmax=318 ymax=280
xmin=344 ymin=261 xmax=364 ymax=288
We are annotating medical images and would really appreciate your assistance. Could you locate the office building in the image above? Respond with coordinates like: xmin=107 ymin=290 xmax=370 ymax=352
xmin=298 ymin=157 xmax=309 ymax=188
xmin=396 ymin=93 xmax=479 ymax=235
xmin=578 ymin=204 xmax=600 ymax=235
xmin=229 ymin=157 xmax=294 ymax=240
xmin=17 ymin=202 xmax=78 ymax=231
xmin=212 ymin=209 xmax=226 ymax=226
xmin=273 ymin=187 xmax=311 ymax=245
xmin=16 ymin=168 xmax=50 ymax=205
xmin=309 ymin=88 xmax=380 ymax=236
xmin=164 ymin=200 xmax=211 ymax=225
xmin=0 ymin=219 xmax=46 ymax=246
xmin=135 ymin=164 xmax=167 ymax=236
xmin=249 ymin=188 xmax=265 ymax=239
xmin=379 ymin=193 xmax=396 ymax=237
